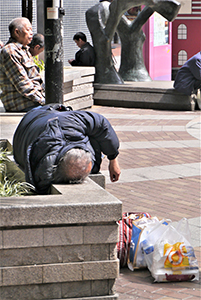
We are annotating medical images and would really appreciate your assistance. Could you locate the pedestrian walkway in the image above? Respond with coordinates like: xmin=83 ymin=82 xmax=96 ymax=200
xmin=0 ymin=105 xmax=200 ymax=299
xmin=88 ymin=105 xmax=201 ymax=300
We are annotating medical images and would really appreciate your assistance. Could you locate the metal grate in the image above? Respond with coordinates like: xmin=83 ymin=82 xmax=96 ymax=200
xmin=0 ymin=0 xmax=37 ymax=44
xmin=0 ymin=0 xmax=98 ymax=66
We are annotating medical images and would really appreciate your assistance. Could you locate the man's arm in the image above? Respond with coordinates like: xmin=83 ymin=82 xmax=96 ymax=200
xmin=109 ymin=158 xmax=121 ymax=182
xmin=193 ymin=58 xmax=201 ymax=80
xmin=78 ymin=111 xmax=121 ymax=182
xmin=70 ymin=46 xmax=94 ymax=66
xmin=1 ymin=46 xmax=45 ymax=104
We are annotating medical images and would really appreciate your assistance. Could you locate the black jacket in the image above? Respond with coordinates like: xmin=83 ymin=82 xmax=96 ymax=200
xmin=174 ymin=51 xmax=201 ymax=95
xmin=13 ymin=105 xmax=119 ymax=194
xmin=71 ymin=42 xmax=95 ymax=66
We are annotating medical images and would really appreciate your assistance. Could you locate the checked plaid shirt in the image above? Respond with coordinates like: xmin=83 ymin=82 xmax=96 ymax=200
xmin=0 ymin=38 xmax=45 ymax=112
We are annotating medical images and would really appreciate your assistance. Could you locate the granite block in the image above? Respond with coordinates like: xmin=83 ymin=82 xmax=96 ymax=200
xmin=84 ymin=224 xmax=119 ymax=244
xmin=62 ymin=245 xmax=91 ymax=263
xmin=66 ymin=295 xmax=118 ymax=300
xmin=109 ymin=279 xmax=116 ymax=295
xmin=73 ymin=75 xmax=94 ymax=85
xmin=0 ymin=246 xmax=62 ymax=267
xmin=64 ymin=87 xmax=94 ymax=101
xmin=0 ymin=245 xmax=92 ymax=267
xmin=64 ymin=95 xmax=93 ymax=110
xmin=0 ymin=230 xmax=2 ymax=249
xmin=61 ymin=281 xmax=91 ymax=298
xmin=2 ymin=265 xmax=42 ymax=286
xmin=91 ymin=244 xmax=110 ymax=261
xmin=72 ymin=82 xmax=93 ymax=92
xmin=0 ymin=283 xmax=62 ymax=300
xmin=0 ymin=268 xmax=2 ymax=286
xmin=3 ymin=228 xmax=43 ymax=249
xmin=43 ymin=262 xmax=82 ymax=283
xmin=89 ymin=172 xmax=105 ymax=189
xmin=91 ymin=279 xmax=109 ymax=296
xmin=110 ymin=244 xmax=118 ymax=260
xmin=94 ymin=82 xmax=192 ymax=111
xmin=0 ymin=178 xmax=122 ymax=228
xmin=83 ymin=260 xmax=119 ymax=281
xmin=44 ymin=226 xmax=83 ymax=246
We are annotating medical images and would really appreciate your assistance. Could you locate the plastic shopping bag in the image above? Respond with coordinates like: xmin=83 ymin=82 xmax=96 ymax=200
xmin=142 ymin=218 xmax=199 ymax=282
xmin=127 ymin=215 xmax=161 ymax=271
xmin=117 ymin=212 xmax=151 ymax=268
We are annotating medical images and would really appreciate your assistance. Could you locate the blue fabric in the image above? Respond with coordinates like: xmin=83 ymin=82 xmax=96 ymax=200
xmin=174 ymin=52 xmax=201 ymax=95
xmin=13 ymin=104 xmax=119 ymax=194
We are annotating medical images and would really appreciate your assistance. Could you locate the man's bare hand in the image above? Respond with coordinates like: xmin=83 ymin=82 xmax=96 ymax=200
xmin=68 ymin=59 xmax=74 ymax=65
xmin=109 ymin=158 xmax=121 ymax=182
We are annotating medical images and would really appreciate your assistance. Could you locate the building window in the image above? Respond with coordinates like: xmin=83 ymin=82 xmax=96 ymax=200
xmin=178 ymin=50 xmax=187 ymax=66
xmin=178 ymin=24 xmax=187 ymax=39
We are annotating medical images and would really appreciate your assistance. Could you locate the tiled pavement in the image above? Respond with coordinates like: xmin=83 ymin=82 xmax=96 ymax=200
xmin=0 ymin=105 xmax=200 ymax=299
xmin=88 ymin=106 xmax=201 ymax=300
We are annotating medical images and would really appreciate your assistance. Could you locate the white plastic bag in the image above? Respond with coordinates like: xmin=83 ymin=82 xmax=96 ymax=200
xmin=142 ymin=218 xmax=199 ymax=282
xmin=127 ymin=216 xmax=165 ymax=270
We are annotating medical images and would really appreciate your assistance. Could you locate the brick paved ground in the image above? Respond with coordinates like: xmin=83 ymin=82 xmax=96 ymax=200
xmin=89 ymin=106 xmax=201 ymax=300
xmin=1 ymin=105 xmax=200 ymax=299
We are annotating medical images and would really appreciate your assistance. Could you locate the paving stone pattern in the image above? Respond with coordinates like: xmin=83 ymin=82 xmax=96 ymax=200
xmin=89 ymin=106 xmax=201 ymax=300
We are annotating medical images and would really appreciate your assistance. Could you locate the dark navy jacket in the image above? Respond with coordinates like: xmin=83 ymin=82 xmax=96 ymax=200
xmin=174 ymin=51 xmax=201 ymax=95
xmin=71 ymin=42 xmax=95 ymax=66
xmin=13 ymin=105 xmax=119 ymax=194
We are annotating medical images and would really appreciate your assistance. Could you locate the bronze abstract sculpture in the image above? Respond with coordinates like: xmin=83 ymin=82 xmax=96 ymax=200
xmin=86 ymin=0 xmax=181 ymax=84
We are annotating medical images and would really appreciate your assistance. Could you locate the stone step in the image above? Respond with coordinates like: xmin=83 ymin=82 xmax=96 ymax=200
xmin=94 ymin=81 xmax=194 ymax=111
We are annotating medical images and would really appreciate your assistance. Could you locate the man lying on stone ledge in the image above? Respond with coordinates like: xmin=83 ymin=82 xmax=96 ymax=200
xmin=0 ymin=17 xmax=45 ymax=112
xmin=13 ymin=104 xmax=121 ymax=194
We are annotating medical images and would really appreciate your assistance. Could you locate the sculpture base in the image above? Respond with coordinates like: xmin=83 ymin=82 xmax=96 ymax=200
xmin=94 ymin=81 xmax=194 ymax=111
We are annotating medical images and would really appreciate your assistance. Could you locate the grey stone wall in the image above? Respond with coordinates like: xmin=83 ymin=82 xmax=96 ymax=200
xmin=63 ymin=67 xmax=95 ymax=110
xmin=0 ymin=171 xmax=122 ymax=299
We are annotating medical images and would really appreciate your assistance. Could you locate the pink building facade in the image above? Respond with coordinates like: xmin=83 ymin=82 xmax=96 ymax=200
xmin=172 ymin=0 xmax=201 ymax=77
xmin=143 ymin=15 xmax=172 ymax=81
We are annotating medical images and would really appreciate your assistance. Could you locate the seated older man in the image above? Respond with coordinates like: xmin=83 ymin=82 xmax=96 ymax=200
xmin=0 ymin=17 xmax=45 ymax=112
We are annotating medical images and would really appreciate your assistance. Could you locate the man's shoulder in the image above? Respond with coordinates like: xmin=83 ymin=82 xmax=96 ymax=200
xmin=82 ymin=42 xmax=93 ymax=50
xmin=1 ymin=42 xmax=22 ymax=56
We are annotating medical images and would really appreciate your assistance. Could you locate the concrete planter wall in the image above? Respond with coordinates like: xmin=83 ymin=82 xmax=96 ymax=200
xmin=0 ymin=149 xmax=122 ymax=300
xmin=63 ymin=67 xmax=95 ymax=110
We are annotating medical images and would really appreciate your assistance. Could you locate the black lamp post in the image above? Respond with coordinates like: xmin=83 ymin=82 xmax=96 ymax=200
xmin=22 ymin=0 xmax=33 ymax=22
xmin=44 ymin=0 xmax=65 ymax=104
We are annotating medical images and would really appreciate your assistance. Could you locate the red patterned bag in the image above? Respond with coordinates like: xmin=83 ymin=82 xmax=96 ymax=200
xmin=117 ymin=212 xmax=151 ymax=268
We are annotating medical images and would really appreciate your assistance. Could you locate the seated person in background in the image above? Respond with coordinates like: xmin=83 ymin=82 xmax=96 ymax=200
xmin=29 ymin=33 xmax=44 ymax=57
xmin=13 ymin=104 xmax=121 ymax=194
xmin=174 ymin=51 xmax=201 ymax=97
xmin=0 ymin=17 xmax=45 ymax=112
xmin=68 ymin=32 xmax=95 ymax=66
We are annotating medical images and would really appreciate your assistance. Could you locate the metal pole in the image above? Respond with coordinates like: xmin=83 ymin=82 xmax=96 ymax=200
xmin=22 ymin=0 xmax=32 ymax=23
xmin=44 ymin=0 xmax=65 ymax=104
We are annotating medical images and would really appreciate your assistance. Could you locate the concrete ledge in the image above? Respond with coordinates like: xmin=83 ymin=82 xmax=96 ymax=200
xmin=66 ymin=296 xmax=119 ymax=300
xmin=63 ymin=67 xmax=95 ymax=110
xmin=0 ymin=178 xmax=121 ymax=227
xmin=94 ymin=81 xmax=193 ymax=111
xmin=0 ymin=284 xmax=119 ymax=300
xmin=0 ymin=150 xmax=122 ymax=299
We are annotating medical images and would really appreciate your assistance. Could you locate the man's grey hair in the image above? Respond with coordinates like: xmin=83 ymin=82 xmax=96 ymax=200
xmin=9 ymin=17 xmax=30 ymax=37
xmin=53 ymin=148 xmax=92 ymax=184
